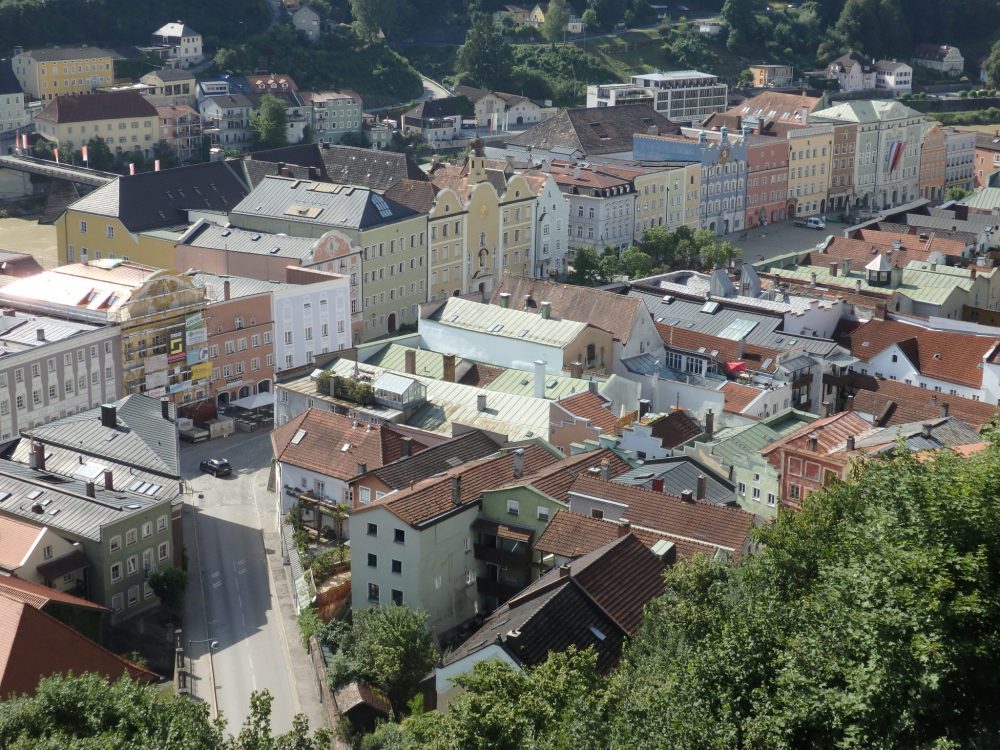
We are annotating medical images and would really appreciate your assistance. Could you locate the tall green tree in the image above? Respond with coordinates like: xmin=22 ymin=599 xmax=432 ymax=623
xmin=570 ymin=246 xmax=602 ymax=285
xmin=457 ymin=14 xmax=513 ymax=90
xmin=620 ymin=246 xmax=653 ymax=279
xmin=349 ymin=0 xmax=397 ymax=40
xmin=83 ymin=137 xmax=116 ymax=171
xmin=721 ymin=0 xmax=757 ymax=50
xmin=250 ymin=94 xmax=290 ymax=151
xmin=698 ymin=239 xmax=739 ymax=270
xmin=542 ymin=0 xmax=571 ymax=45
xmin=985 ymin=38 xmax=1000 ymax=88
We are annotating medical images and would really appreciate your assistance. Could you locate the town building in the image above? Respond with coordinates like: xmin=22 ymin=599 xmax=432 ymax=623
xmin=912 ymin=44 xmax=964 ymax=77
xmin=0 ymin=515 xmax=81 ymax=591
xmin=633 ymin=126 xmax=749 ymax=235
xmin=810 ymin=100 xmax=924 ymax=212
xmin=587 ymin=71 xmax=728 ymax=125
xmin=303 ymin=90 xmax=362 ymax=145
xmin=523 ymin=169 xmax=570 ymax=278
xmin=750 ymin=64 xmax=795 ymax=88
xmin=546 ymin=160 xmax=636 ymax=254
xmin=786 ymin=122 xmax=833 ymax=218
xmin=973 ymin=132 xmax=1000 ymax=189
xmin=149 ymin=21 xmax=204 ymax=69
xmin=11 ymin=46 xmax=117 ymax=101
xmin=33 ymin=91 xmax=159 ymax=160
xmin=943 ymin=127 xmax=976 ymax=192
xmin=140 ymin=68 xmax=197 ymax=108
xmin=873 ymin=60 xmax=913 ymax=93
xmin=292 ymin=6 xmax=322 ymax=42
xmin=0 ymin=261 xmax=207 ymax=407
xmin=402 ymin=97 xmax=472 ymax=145
xmin=230 ymin=176 xmax=428 ymax=339
xmin=0 ymin=396 xmax=181 ymax=619
xmin=453 ymin=85 xmax=547 ymax=130
xmin=0 ymin=59 xmax=29 ymax=135
xmin=701 ymin=91 xmax=822 ymax=135
xmin=200 ymin=93 xmax=253 ymax=152
xmin=825 ymin=51 xmax=876 ymax=92
xmin=155 ymin=104 xmax=201 ymax=163
xmin=0 ymin=575 xmax=107 ymax=643
xmin=745 ymin=135 xmax=789 ymax=228
xmin=0 ymin=311 xmax=121 ymax=441
xmin=919 ymin=121 xmax=946 ymax=201
xmin=844 ymin=376 xmax=1000 ymax=429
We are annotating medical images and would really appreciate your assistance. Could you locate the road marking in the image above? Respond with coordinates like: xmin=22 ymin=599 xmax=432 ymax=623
xmin=232 ymin=558 xmax=258 ymax=690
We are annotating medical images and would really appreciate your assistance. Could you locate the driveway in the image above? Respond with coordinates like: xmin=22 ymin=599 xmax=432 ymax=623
xmin=182 ymin=429 xmax=325 ymax=736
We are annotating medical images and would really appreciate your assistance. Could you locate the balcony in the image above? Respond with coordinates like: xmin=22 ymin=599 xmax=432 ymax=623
xmin=473 ymin=543 xmax=530 ymax=567
xmin=476 ymin=576 xmax=522 ymax=600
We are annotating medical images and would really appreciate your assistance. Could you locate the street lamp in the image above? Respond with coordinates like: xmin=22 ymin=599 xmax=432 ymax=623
xmin=188 ymin=638 xmax=220 ymax=717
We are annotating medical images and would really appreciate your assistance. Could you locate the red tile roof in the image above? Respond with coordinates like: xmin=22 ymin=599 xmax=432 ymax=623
xmin=847 ymin=375 xmax=1000 ymax=429
xmin=641 ymin=409 xmax=705 ymax=450
xmin=534 ymin=509 xmax=717 ymax=560
xmin=721 ymin=382 xmax=763 ymax=416
xmin=761 ymin=410 xmax=872 ymax=466
xmin=271 ymin=409 xmax=427 ymax=481
xmin=0 ymin=576 xmax=105 ymax=612
xmin=491 ymin=274 xmax=641 ymax=344
xmin=557 ymin=391 xmax=619 ymax=435
xmin=0 ymin=516 xmax=44 ymax=571
xmin=656 ymin=322 xmax=781 ymax=374
xmin=0 ymin=593 xmax=156 ymax=699
xmin=839 ymin=319 xmax=1000 ymax=389
xmin=358 ymin=444 xmax=559 ymax=526
xmin=566 ymin=475 xmax=755 ymax=556
xmin=512 ymin=448 xmax=631 ymax=502
xmin=852 ymin=228 xmax=967 ymax=257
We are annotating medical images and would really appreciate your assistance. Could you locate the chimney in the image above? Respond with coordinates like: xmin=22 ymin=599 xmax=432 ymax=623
xmin=539 ymin=301 xmax=551 ymax=319
xmin=651 ymin=478 xmax=664 ymax=493
xmin=810 ymin=271 xmax=818 ymax=286
xmin=681 ymin=489 xmax=694 ymax=503
xmin=404 ymin=349 xmax=416 ymax=374
xmin=223 ymin=280 xmax=231 ymax=301
xmin=855 ymin=279 xmax=862 ymax=293
xmin=696 ymin=474 xmax=707 ymax=501
xmin=477 ymin=393 xmax=487 ymax=411
xmin=534 ymin=359 xmax=546 ymax=399
xmin=85 ymin=481 xmax=96 ymax=499
xmin=940 ymin=402 xmax=949 ymax=417
xmin=617 ymin=517 xmax=631 ymax=537
xmin=523 ymin=293 xmax=532 ymax=310
xmin=451 ymin=475 xmax=461 ymax=505
xmin=356 ymin=462 xmax=367 ymax=475
xmin=399 ymin=436 xmax=412 ymax=457
xmin=442 ymin=353 xmax=456 ymax=382
xmin=800 ymin=105 xmax=809 ymax=125
xmin=100 ymin=404 xmax=117 ymax=429
xmin=32 ymin=443 xmax=45 ymax=471
xmin=36 ymin=327 xmax=45 ymax=341
xmin=498 ymin=292 xmax=511 ymax=308
xmin=808 ymin=432 xmax=819 ymax=451
xmin=570 ymin=360 xmax=583 ymax=379
xmin=104 ymin=469 xmax=114 ymax=490
xmin=846 ymin=435 xmax=855 ymax=451
xmin=704 ymin=409 xmax=714 ymax=440
xmin=600 ymin=459 xmax=610 ymax=481
xmin=921 ymin=422 xmax=933 ymax=439
xmin=970 ymin=267 xmax=977 ymax=280
xmin=638 ymin=399 xmax=651 ymax=419
xmin=161 ymin=400 xmax=170 ymax=420
xmin=821 ymin=400 xmax=831 ymax=417
xmin=829 ymin=261 xmax=838 ymax=277
xmin=512 ymin=447 xmax=524 ymax=479
xmin=845 ymin=395 xmax=855 ymax=411
xmin=558 ymin=563 xmax=571 ymax=578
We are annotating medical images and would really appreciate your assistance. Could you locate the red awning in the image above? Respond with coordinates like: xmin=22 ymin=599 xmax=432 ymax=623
xmin=725 ymin=361 xmax=747 ymax=374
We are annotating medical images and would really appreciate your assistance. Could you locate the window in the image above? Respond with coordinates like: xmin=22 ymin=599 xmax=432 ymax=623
xmin=391 ymin=559 xmax=402 ymax=574
xmin=367 ymin=522 xmax=377 ymax=536
xmin=393 ymin=528 xmax=405 ymax=544
xmin=465 ymin=569 xmax=475 ymax=586
xmin=42 ymin=544 xmax=53 ymax=560
xmin=142 ymin=521 xmax=152 ymax=539
xmin=591 ymin=508 xmax=605 ymax=520
xmin=79 ymin=220 xmax=87 ymax=234
xmin=126 ymin=555 xmax=138 ymax=576
xmin=127 ymin=586 xmax=139 ymax=607
xmin=367 ymin=553 xmax=377 ymax=567
xmin=506 ymin=499 xmax=519 ymax=516
xmin=752 ymin=487 xmax=761 ymax=500
xmin=110 ymin=535 xmax=121 ymax=552
xmin=111 ymin=593 xmax=123 ymax=612
xmin=157 ymin=541 xmax=169 ymax=561
xmin=367 ymin=582 xmax=380 ymax=602
xmin=537 ymin=506 xmax=549 ymax=522
xmin=767 ymin=493 xmax=776 ymax=507
xmin=110 ymin=562 xmax=122 ymax=582
xmin=125 ymin=528 xmax=137 ymax=546
xmin=391 ymin=589 xmax=403 ymax=605
xmin=737 ymin=482 xmax=746 ymax=496
xmin=788 ymin=483 xmax=801 ymax=500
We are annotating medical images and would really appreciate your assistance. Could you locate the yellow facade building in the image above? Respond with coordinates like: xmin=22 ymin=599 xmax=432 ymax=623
xmin=786 ymin=123 xmax=834 ymax=218
xmin=34 ymin=91 xmax=159 ymax=159
xmin=12 ymin=46 xmax=116 ymax=101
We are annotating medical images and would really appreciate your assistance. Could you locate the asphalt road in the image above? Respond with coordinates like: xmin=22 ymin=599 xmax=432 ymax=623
xmin=182 ymin=430 xmax=323 ymax=736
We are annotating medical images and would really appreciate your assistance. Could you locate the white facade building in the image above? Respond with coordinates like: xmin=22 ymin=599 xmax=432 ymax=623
xmin=586 ymin=70 xmax=728 ymax=125
xmin=944 ymin=127 xmax=977 ymax=191
xmin=528 ymin=172 xmax=570 ymax=278
xmin=273 ymin=272 xmax=352 ymax=371
xmin=151 ymin=22 xmax=204 ymax=69
xmin=0 ymin=63 xmax=28 ymax=136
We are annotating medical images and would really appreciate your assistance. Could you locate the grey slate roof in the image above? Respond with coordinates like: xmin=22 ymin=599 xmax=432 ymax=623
xmin=178 ymin=221 xmax=318 ymax=259
xmin=248 ymin=144 xmax=428 ymax=192
xmin=19 ymin=47 xmax=118 ymax=62
xmin=189 ymin=272 xmax=296 ymax=301
xmin=507 ymin=105 xmax=679 ymax=157
xmin=231 ymin=176 xmax=418 ymax=230
xmin=0 ymin=59 xmax=21 ymax=96
xmin=145 ymin=67 xmax=195 ymax=82
xmin=242 ymin=159 xmax=316 ymax=188
xmin=0 ymin=314 xmax=100 ymax=355
xmin=857 ymin=416 xmax=983 ymax=454
xmin=614 ymin=457 xmax=735 ymax=505
xmin=22 ymin=394 xmax=180 ymax=478
xmin=70 ymin=161 xmax=250 ymax=232
xmin=368 ymin=431 xmax=501 ymax=491
xmin=0 ymin=459 xmax=165 ymax=541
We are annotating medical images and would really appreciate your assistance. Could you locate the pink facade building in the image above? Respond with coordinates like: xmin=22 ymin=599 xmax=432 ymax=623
xmin=745 ymin=135 xmax=789 ymax=228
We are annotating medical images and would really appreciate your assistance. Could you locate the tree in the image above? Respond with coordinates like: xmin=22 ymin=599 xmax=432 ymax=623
xmin=542 ymin=0 xmax=570 ymax=45
xmin=581 ymin=7 xmax=598 ymax=29
xmin=229 ymin=691 xmax=332 ymax=750
xmin=985 ymin=38 xmax=1000 ymax=88
xmin=598 ymin=247 xmax=621 ymax=282
xmin=620 ymin=246 xmax=653 ymax=279
xmin=570 ymin=246 xmax=602 ymax=285
xmin=153 ymin=141 xmax=180 ymax=169
xmin=349 ymin=0 xmax=397 ymax=41
xmin=148 ymin=567 xmax=188 ymax=610
xmin=457 ymin=14 xmax=513 ymax=90
xmin=83 ymin=137 xmax=115 ymax=171
xmin=351 ymin=605 xmax=437 ymax=710
xmin=250 ymin=94 xmax=289 ymax=151
xmin=698 ymin=239 xmax=739 ymax=270
xmin=720 ymin=0 xmax=756 ymax=50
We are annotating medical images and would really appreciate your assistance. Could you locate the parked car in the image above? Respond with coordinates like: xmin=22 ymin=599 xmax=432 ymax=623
xmin=199 ymin=458 xmax=232 ymax=477
xmin=794 ymin=216 xmax=826 ymax=229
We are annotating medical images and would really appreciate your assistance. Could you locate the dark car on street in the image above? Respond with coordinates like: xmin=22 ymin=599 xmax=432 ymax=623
xmin=199 ymin=458 xmax=232 ymax=477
